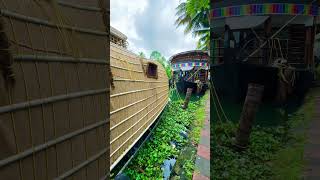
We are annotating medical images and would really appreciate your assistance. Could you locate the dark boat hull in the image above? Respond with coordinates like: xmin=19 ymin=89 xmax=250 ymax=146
xmin=176 ymin=80 xmax=208 ymax=95
xmin=211 ymin=63 xmax=314 ymax=103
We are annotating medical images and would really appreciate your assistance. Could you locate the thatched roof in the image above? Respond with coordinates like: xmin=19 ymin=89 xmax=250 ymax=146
xmin=110 ymin=26 xmax=127 ymax=41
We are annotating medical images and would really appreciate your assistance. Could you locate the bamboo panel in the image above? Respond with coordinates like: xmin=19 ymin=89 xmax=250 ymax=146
xmin=0 ymin=0 xmax=109 ymax=179
xmin=110 ymin=42 xmax=169 ymax=170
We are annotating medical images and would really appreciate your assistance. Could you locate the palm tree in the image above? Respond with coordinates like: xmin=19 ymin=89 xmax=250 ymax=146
xmin=175 ymin=0 xmax=210 ymax=50
xmin=196 ymin=28 xmax=210 ymax=50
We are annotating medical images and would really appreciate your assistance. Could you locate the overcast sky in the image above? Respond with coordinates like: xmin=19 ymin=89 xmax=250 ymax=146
xmin=110 ymin=0 xmax=199 ymax=60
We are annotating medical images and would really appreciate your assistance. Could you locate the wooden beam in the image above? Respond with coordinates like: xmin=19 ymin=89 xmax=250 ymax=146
xmin=235 ymin=84 xmax=264 ymax=150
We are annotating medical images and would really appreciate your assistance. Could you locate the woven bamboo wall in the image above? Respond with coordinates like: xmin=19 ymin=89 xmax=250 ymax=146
xmin=0 ymin=0 xmax=109 ymax=179
xmin=110 ymin=42 xmax=169 ymax=170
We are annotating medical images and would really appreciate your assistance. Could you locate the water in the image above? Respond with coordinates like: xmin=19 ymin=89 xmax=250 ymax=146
xmin=171 ymin=88 xmax=286 ymax=127
xmin=212 ymin=96 xmax=302 ymax=127
xmin=216 ymin=101 xmax=284 ymax=126
xmin=162 ymin=158 xmax=177 ymax=180
xmin=170 ymin=87 xmax=302 ymax=127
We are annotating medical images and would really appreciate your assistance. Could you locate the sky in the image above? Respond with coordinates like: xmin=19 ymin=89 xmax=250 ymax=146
xmin=110 ymin=0 xmax=199 ymax=60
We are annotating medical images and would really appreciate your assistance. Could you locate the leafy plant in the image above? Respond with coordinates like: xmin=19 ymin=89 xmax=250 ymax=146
xmin=124 ymin=93 xmax=208 ymax=179
xmin=212 ymin=123 xmax=284 ymax=179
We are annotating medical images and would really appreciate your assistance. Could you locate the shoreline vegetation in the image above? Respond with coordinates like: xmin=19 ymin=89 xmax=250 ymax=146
xmin=212 ymin=88 xmax=318 ymax=179
xmin=124 ymin=90 xmax=209 ymax=179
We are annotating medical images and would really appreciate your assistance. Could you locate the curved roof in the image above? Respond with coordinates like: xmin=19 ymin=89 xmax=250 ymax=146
xmin=110 ymin=26 xmax=127 ymax=41
xmin=169 ymin=50 xmax=208 ymax=62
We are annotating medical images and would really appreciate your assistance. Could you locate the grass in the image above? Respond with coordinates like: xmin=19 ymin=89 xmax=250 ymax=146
xmin=190 ymin=92 xmax=208 ymax=144
xmin=271 ymin=87 xmax=318 ymax=180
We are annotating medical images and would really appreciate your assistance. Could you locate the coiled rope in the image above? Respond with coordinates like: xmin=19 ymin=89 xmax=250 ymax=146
xmin=269 ymin=38 xmax=296 ymax=87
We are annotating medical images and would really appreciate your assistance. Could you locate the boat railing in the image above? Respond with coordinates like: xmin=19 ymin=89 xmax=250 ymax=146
xmin=212 ymin=38 xmax=306 ymax=65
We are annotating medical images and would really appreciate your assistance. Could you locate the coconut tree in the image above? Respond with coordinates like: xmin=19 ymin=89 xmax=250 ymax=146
xmin=175 ymin=0 xmax=210 ymax=50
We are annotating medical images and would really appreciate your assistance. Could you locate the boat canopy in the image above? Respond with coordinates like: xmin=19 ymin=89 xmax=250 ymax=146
xmin=210 ymin=2 xmax=319 ymax=35
xmin=172 ymin=61 xmax=209 ymax=71
xmin=212 ymin=14 xmax=315 ymax=35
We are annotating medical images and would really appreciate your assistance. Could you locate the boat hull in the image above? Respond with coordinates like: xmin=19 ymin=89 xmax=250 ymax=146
xmin=211 ymin=63 xmax=314 ymax=103
xmin=176 ymin=80 xmax=208 ymax=95
xmin=110 ymin=43 xmax=169 ymax=170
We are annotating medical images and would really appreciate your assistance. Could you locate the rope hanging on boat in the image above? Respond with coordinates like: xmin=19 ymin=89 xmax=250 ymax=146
xmin=269 ymin=38 xmax=296 ymax=87
xmin=172 ymin=81 xmax=183 ymax=103
xmin=209 ymin=80 xmax=232 ymax=141
xmin=209 ymin=79 xmax=230 ymax=122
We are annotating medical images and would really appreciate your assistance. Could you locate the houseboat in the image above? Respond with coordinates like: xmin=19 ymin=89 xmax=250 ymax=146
xmin=110 ymin=27 xmax=169 ymax=170
xmin=210 ymin=0 xmax=319 ymax=103
xmin=170 ymin=50 xmax=209 ymax=94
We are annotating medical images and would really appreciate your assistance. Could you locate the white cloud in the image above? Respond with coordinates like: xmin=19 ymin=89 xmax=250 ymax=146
xmin=110 ymin=0 xmax=148 ymax=40
xmin=110 ymin=0 xmax=199 ymax=59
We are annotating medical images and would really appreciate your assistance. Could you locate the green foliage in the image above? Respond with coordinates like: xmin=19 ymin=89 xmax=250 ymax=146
xmin=183 ymin=159 xmax=195 ymax=178
xmin=212 ymin=88 xmax=319 ymax=180
xmin=150 ymin=51 xmax=162 ymax=61
xmin=124 ymin=93 xmax=208 ymax=179
xmin=149 ymin=50 xmax=172 ymax=79
xmin=185 ymin=0 xmax=209 ymax=17
xmin=190 ymin=95 xmax=207 ymax=143
xmin=212 ymin=123 xmax=285 ymax=179
xmin=175 ymin=0 xmax=210 ymax=50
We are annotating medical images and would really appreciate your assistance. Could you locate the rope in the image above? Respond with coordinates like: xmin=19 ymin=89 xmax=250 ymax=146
xmin=269 ymin=38 xmax=296 ymax=87
xmin=174 ymin=81 xmax=183 ymax=103
xmin=210 ymin=79 xmax=231 ymax=122
xmin=276 ymin=38 xmax=284 ymax=59
xmin=186 ymin=66 xmax=204 ymax=81
xmin=209 ymin=81 xmax=232 ymax=141
xmin=209 ymin=83 xmax=222 ymax=122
